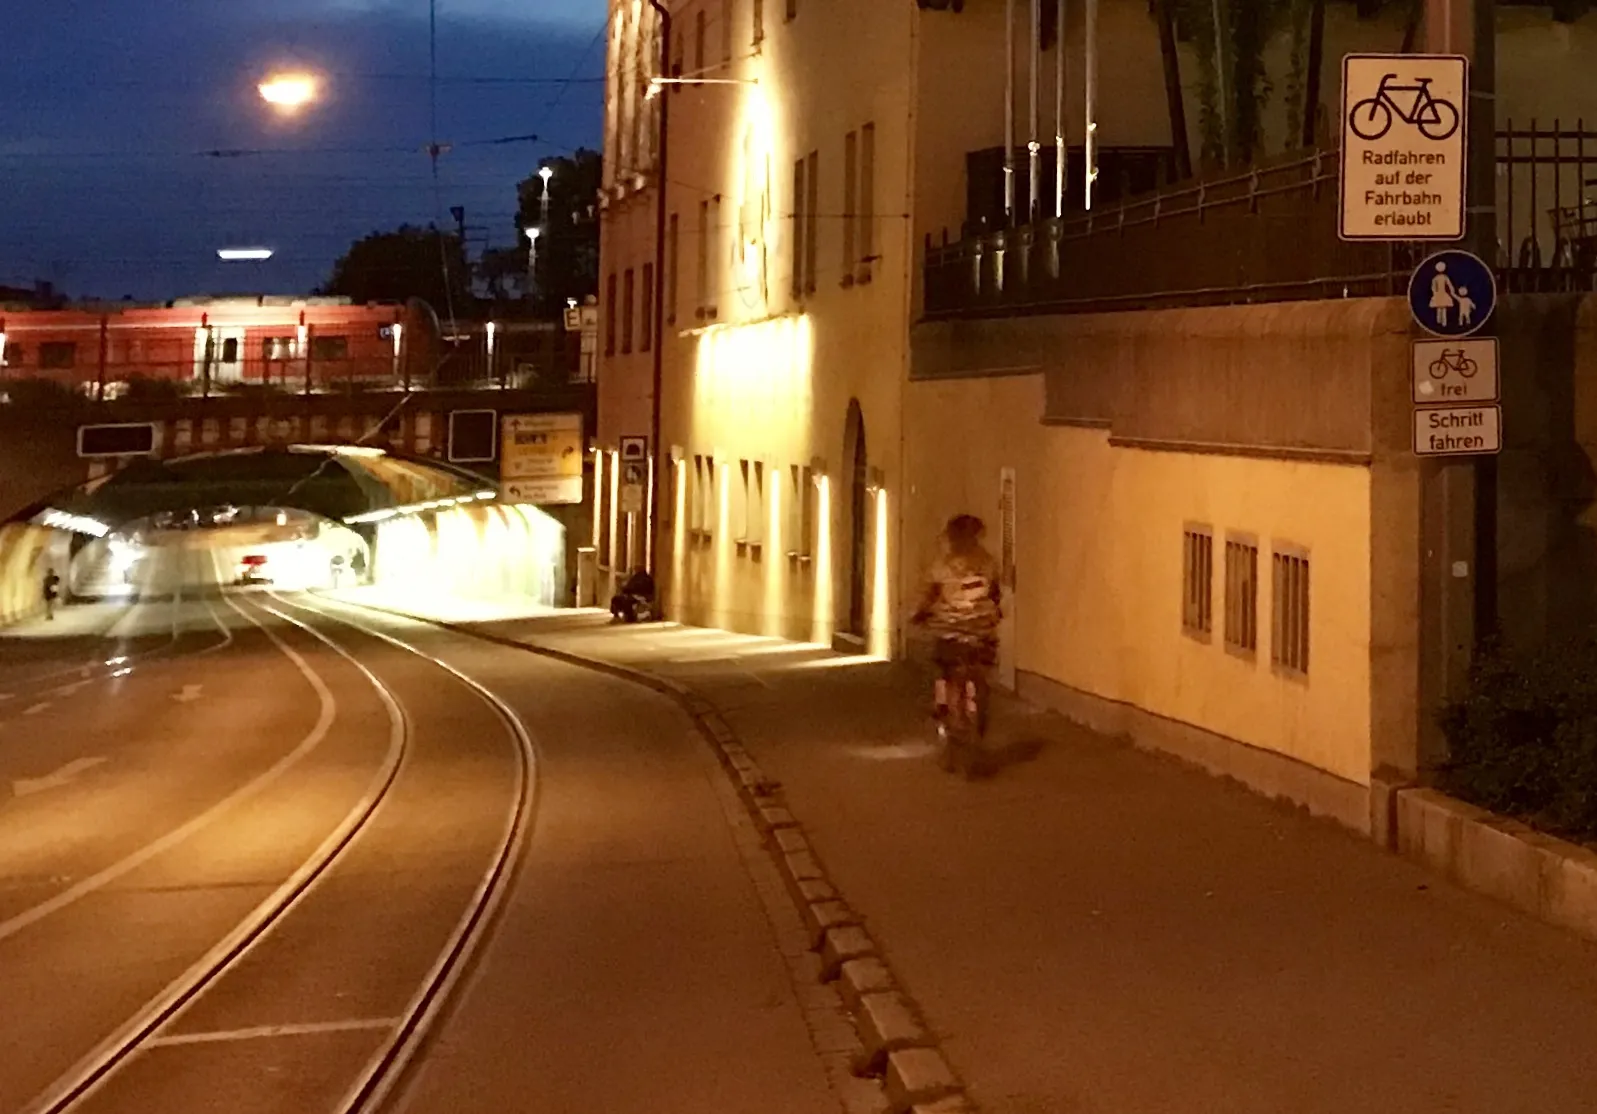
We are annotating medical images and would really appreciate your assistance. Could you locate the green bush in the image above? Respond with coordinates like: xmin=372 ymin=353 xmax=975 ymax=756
xmin=1441 ymin=638 xmax=1597 ymax=839
xmin=121 ymin=376 xmax=192 ymax=401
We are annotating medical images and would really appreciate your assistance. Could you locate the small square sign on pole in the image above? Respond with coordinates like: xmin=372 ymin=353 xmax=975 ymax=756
xmin=619 ymin=435 xmax=648 ymax=462
xmin=1339 ymin=53 xmax=1468 ymax=242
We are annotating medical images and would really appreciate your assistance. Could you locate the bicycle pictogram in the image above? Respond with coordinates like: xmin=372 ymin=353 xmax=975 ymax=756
xmin=1349 ymin=73 xmax=1461 ymax=142
xmin=1428 ymin=348 xmax=1478 ymax=379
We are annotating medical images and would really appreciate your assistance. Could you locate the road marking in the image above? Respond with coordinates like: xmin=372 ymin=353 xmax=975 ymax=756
xmin=0 ymin=602 xmax=340 ymax=945
xmin=173 ymin=684 xmax=203 ymax=703
xmin=22 ymin=703 xmax=50 ymax=717
xmin=49 ymin=680 xmax=92 ymax=698
xmin=13 ymin=757 xmax=109 ymax=798
xmin=147 ymin=1018 xmax=399 ymax=1047
xmin=0 ymin=693 xmax=12 ymax=702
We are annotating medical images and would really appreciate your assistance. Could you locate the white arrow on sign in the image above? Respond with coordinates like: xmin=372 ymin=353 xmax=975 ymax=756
xmin=12 ymin=757 xmax=109 ymax=798
xmin=173 ymin=685 xmax=203 ymax=703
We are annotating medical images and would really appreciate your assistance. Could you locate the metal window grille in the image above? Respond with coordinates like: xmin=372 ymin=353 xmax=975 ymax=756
xmin=1182 ymin=525 xmax=1213 ymax=638
xmin=1271 ymin=547 xmax=1310 ymax=675
xmin=1224 ymin=536 xmax=1258 ymax=655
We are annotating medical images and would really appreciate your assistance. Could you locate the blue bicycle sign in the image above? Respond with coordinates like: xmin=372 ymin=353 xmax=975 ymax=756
xmin=1348 ymin=73 xmax=1461 ymax=142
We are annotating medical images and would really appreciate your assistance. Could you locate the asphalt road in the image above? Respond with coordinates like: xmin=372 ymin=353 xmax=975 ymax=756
xmin=0 ymin=558 xmax=846 ymax=1113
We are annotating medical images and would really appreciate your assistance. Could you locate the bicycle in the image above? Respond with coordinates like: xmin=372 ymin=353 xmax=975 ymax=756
xmin=1428 ymin=349 xmax=1479 ymax=378
xmin=931 ymin=644 xmax=991 ymax=780
xmin=1349 ymin=74 xmax=1461 ymax=142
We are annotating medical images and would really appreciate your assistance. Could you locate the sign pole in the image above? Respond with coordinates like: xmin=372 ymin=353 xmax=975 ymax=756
xmin=1414 ymin=0 xmax=1495 ymax=777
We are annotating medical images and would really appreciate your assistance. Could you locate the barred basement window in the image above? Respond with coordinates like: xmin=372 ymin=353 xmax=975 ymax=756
xmin=1272 ymin=545 xmax=1311 ymax=676
xmin=1224 ymin=534 xmax=1258 ymax=656
xmin=1182 ymin=524 xmax=1213 ymax=639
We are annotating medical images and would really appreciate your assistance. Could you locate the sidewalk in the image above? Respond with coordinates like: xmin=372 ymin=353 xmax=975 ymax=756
xmin=339 ymin=590 xmax=1597 ymax=1114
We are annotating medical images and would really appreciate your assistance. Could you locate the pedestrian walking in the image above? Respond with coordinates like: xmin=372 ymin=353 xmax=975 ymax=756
xmin=42 ymin=567 xmax=61 ymax=621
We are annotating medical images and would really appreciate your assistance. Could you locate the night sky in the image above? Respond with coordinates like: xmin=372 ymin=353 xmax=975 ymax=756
xmin=0 ymin=0 xmax=605 ymax=302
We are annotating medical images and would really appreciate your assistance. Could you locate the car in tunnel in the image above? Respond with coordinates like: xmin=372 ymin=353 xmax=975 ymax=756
xmin=237 ymin=553 xmax=271 ymax=585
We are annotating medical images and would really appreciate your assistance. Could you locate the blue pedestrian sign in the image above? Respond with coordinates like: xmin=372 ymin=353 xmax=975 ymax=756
xmin=1408 ymin=249 xmax=1495 ymax=337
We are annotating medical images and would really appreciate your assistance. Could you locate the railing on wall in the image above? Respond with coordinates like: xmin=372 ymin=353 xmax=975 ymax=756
xmin=924 ymin=123 xmax=1597 ymax=320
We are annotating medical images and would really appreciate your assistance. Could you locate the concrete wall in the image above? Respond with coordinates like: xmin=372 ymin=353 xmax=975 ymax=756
xmin=906 ymin=298 xmax=1422 ymax=812
xmin=0 ymin=523 xmax=61 ymax=626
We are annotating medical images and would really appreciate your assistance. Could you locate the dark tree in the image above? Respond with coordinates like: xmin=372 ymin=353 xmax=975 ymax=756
xmin=515 ymin=148 xmax=602 ymax=318
xmin=322 ymin=225 xmax=474 ymax=320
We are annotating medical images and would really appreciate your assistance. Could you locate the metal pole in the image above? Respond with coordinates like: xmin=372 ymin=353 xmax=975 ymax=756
xmin=1005 ymin=0 xmax=1017 ymax=223
xmin=1084 ymin=0 xmax=1098 ymax=208
xmin=1055 ymin=0 xmax=1066 ymax=216
xmin=648 ymin=0 xmax=672 ymax=580
xmin=1029 ymin=0 xmax=1042 ymax=221
xmin=1211 ymin=0 xmax=1230 ymax=165
xmin=1416 ymin=0 xmax=1495 ymax=777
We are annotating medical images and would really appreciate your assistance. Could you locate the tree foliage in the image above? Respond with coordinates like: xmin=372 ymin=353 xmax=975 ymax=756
xmin=322 ymin=225 xmax=474 ymax=319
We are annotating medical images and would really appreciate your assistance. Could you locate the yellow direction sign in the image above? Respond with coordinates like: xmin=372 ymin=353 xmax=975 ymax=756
xmin=500 ymin=412 xmax=584 ymax=504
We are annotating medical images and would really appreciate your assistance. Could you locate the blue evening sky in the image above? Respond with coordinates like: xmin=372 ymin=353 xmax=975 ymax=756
xmin=0 ymin=0 xmax=606 ymax=300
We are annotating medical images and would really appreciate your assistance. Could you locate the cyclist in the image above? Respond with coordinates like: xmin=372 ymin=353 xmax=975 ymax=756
xmin=910 ymin=514 xmax=1002 ymax=737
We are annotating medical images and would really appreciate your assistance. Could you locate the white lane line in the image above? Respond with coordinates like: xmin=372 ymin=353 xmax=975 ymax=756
xmin=22 ymin=703 xmax=50 ymax=717
xmin=48 ymin=680 xmax=92 ymax=698
xmin=147 ymin=1018 xmax=399 ymax=1048
xmin=12 ymin=757 xmax=109 ymax=799
xmin=172 ymin=685 xmax=203 ymax=704
xmin=0 ymin=601 xmax=340 ymax=945
xmin=17 ymin=595 xmax=407 ymax=1114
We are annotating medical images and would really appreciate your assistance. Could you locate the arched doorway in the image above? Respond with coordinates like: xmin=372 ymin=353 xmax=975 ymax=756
xmin=843 ymin=399 xmax=868 ymax=638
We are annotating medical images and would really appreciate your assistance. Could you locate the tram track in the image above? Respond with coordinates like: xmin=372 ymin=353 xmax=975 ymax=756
xmin=10 ymin=591 xmax=538 ymax=1114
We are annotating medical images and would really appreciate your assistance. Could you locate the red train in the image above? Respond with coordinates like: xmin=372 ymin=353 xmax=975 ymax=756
xmin=0 ymin=296 xmax=438 ymax=397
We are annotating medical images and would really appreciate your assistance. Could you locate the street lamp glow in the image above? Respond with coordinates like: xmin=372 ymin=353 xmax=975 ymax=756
xmin=217 ymin=248 xmax=274 ymax=261
xmin=539 ymin=166 xmax=553 ymax=184
xmin=525 ymin=227 xmax=541 ymax=244
xmin=258 ymin=72 xmax=320 ymax=113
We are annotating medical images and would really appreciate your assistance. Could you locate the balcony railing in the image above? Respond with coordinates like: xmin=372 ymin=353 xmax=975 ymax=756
xmin=923 ymin=122 xmax=1597 ymax=320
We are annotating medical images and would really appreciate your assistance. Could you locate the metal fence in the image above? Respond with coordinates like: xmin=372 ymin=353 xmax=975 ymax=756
xmin=924 ymin=124 xmax=1597 ymax=319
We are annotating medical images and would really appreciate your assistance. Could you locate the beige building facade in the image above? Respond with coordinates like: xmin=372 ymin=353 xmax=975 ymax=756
xmin=597 ymin=0 xmax=1597 ymax=826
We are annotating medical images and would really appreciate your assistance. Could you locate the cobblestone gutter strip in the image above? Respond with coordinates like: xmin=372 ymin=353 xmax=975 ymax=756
xmin=340 ymin=602 xmax=973 ymax=1114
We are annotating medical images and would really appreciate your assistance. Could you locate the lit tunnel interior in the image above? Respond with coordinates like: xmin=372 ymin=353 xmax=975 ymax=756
xmin=12 ymin=445 xmax=568 ymax=609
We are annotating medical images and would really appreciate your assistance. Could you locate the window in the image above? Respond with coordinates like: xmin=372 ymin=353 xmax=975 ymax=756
xmin=859 ymin=123 xmax=876 ymax=280
xmin=753 ymin=0 xmax=764 ymax=44
xmin=220 ymin=337 xmax=239 ymax=364
xmin=1272 ymin=546 xmax=1311 ymax=675
xmin=804 ymin=150 xmax=819 ymax=294
xmin=697 ymin=200 xmax=710 ymax=317
xmin=604 ymin=272 xmax=618 ymax=355
xmin=737 ymin=459 xmax=765 ymax=548
xmin=749 ymin=460 xmax=765 ymax=547
xmin=735 ymin=459 xmax=752 ymax=543
xmin=791 ymin=157 xmax=806 ymax=300
xmin=1224 ymin=535 xmax=1258 ymax=656
xmin=843 ymin=130 xmax=858 ymax=286
xmin=722 ymin=0 xmax=734 ymax=64
xmin=40 ymin=341 xmax=76 ymax=370
xmin=694 ymin=9 xmax=706 ymax=73
xmin=622 ymin=268 xmax=636 ymax=354
xmin=263 ymin=336 xmax=294 ymax=360
xmin=641 ymin=263 xmax=655 ymax=352
xmin=788 ymin=463 xmax=815 ymax=559
xmin=447 ymin=409 xmax=497 ymax=463
xmin=786 ymin=0 xmax=797 ymax=20
xmin=1181 ymin=524 xmax=1213 ymax=639
xmin=666 ymin=213 xmax=679 ymax=324
xmin=310 ymin=335 xmax=348 ymax=361
xmin=1 ymin=343 xmax=23 ymax=367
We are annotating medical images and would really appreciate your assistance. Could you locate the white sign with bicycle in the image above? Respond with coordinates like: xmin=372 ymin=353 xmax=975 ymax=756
xmin=1412 ymin=338 xmax=1498 ymax=405
xmin=1339 ymin=53 xmax=1468 ymax=241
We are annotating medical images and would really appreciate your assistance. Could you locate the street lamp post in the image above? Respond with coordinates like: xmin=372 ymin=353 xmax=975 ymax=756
xmin=539 ymin=165 xmax=554 ymax=229
xmin=525 ymin=226 xmax=541 ymax=302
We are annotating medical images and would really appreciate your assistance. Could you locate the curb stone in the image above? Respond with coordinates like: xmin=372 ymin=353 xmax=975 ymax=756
xmin=885 ymin=1048 xmax=961 ymax=1111
xmin=328 ymin=599 xmax=973 ymax=1111
xmin=855 ymin=990 xmax=933 ymax=1073
xmin=805 ymin=900 xmax=860 ymax=950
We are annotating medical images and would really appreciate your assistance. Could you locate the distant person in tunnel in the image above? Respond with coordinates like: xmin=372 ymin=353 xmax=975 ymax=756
xmin=42 ymin=567 xmax=61 ymax=620
xmin=610 ymin=567 xmax=657 ymax=623
xmin=351 ymin=548 xmax=368 ymax=584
